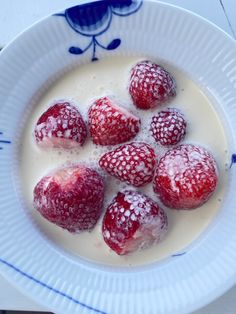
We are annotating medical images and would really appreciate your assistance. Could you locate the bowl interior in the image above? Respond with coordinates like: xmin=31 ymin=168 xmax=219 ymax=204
xmin=0 ymin=1 xmax=236 ymax=313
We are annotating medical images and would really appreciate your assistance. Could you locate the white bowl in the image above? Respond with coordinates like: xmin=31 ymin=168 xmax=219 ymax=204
xmin=0 ymin=1 xmax=236 ymax=313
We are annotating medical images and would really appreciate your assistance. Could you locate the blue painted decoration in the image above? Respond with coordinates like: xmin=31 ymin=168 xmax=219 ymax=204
xmin=172 ymin=252 xmax=186 ymax=257
xmin=0 ymin=132 xmax=11 ymax=150
xmin=0 ymin=257 xmax=107 ymax=314
xmin=230 ymin=153 xmax=236 ymax=168
xmin=55 ymin=0 xmax=143 ymax=61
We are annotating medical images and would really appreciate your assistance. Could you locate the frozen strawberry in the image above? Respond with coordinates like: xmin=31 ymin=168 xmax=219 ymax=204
xmin=129 ymin=60 xmax=176 ymax=109
xmin=153 ymin=144 xmax=218 ymax=209
xmin=88 ymin=96 xmax=140 ymax=145
xmin=99 ymin=142 xmax=156 ymax=187
xmin=102 ymin=190 xmax=168 ymax=255
xmin=34 ymin=100 xmax=87 ymax=149
xmin=150 ymin=108 xmax=187 ymax=146
xmin=33 ymin=165 xmax=104 ymax=232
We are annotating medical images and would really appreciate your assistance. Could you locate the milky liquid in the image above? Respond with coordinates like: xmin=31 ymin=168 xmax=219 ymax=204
xmin=19 ymin=56 xmax=229 ymax=267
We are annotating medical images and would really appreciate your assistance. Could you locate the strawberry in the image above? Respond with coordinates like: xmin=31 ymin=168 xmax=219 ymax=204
xmin=153 ymin=144 xmax=218 ymax=209
xmin=33 ymin=165 xmax=104 ymax=232
xmin=129 ymin=60 xmax=176 ymax=109
xmin=34 ymin=100 xmax=87 ymax=149
xmin=88 ymin=96 xmax=140 ymax=145
xmin=102 ymin=190 xmax=168 ymax=255
xmin=150 ymin=108 xmax=187 ymax=146
xmin=99 ymin=142 xmax=156 ymax=187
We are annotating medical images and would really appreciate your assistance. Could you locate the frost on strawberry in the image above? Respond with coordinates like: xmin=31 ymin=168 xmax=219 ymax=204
xmin=129 ymin=60 xmax=176 ymax=109
xmin=102 ymin=190 xmax=168 ymax=255
xmin=99 ymin=142 xmax=156 ymax=187
xmin=33 ymin=165 xmax=105 ymax=232
xmin=153 ymin=144 xmax=218 ymax=209
xmin=150 ymin=108 xmax=187 ymax=146
xmin=34 ymin=100 xmax=87 ymax=149
xmin=88 ymin=96 xmax=140 ymax=145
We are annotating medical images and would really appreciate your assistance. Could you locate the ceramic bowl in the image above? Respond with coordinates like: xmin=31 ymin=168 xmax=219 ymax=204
xmin=0 ymin=1 xmax=236 ymax=313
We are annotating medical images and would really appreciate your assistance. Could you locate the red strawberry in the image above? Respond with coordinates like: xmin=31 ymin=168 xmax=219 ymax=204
xmin=33 ymin=165 xmax=104 ymax=232
xmin=34 ymin=100 xmax=87 ymax=149
xmin=153 ymin=144 xmax=218 ymax=209
xmin=88 ymin=96 xmax=140 ymax=145
xmin=99 ymin=142 xmax=156 ymax=187
xmin=150 ymin=108 xmax=187 ymax=146
xmin=102 ymin=190 xmax=168 ymax=255
xmin=129 ymin=60 xmax=176 ymax=109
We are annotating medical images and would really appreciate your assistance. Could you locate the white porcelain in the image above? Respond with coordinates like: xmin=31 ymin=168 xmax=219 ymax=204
xmin=0 ymin=1 xmax=236 ymax=313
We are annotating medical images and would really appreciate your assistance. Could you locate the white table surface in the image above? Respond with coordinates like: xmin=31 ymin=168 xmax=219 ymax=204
xmin=0 ymin=1 xmax=236 ymax=313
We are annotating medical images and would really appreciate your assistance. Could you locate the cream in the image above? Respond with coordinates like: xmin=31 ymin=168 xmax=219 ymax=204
xmin=19 ymin=56 xmax=228 ymax=266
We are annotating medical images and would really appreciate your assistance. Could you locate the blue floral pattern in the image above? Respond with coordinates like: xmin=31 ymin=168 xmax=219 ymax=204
xmin=230 ymin=153 xmax=236 ymax=168
xmin=55 ymin=0 xmax=143 ymax=61
xmin=0 ymin=132 xmax=11 ymax=150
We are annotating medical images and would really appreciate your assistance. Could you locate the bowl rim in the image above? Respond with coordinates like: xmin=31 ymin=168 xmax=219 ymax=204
xmin=0 ymin=1 xmax=236 ymax=313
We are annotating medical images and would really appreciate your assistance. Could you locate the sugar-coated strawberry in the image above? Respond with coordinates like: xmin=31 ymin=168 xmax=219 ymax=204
xmin=153 ymin=144 xmax=218 ymax=209
xmin=102 ymin=190 xmax=168 ymax=255
xmin=99 ymin=142 xmax=156 ymax=187
xmin=34 ymin=100 xmax=87 ymax=149
xmin=129 ymin=60 xmax=176 ymax=109
xmin=88 ymin=96 xmax=140 ymax=145
xmin=150 ymin=108 xmax=187 ymax=146
xmin=33 ymin=165 xmax=104 ymax=232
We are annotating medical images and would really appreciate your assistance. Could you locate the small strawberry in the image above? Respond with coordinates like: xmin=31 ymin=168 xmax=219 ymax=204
xmin=153 ymin=144 xmax=218 ymax=209
xmin=34 ymin=100 xmax=87 ymax=149
xmin=88 ymin=96 xmax=140 ymax=146
xmin=33 ymin=165 xmax=104 ymax=232
xmin=129 ymin=60 xmax=176 ymax=109
xmin=99 ymin=142 xmax=156 ymax=187
xmin=102 ymin=190 xmax=168 ymax=255
xmin=150 ymin=108 xmax=187 ymax=146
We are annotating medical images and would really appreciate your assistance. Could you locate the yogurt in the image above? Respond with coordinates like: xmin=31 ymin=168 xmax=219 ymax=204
xmin=19 ymin=56 xmax=229 ymax=267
